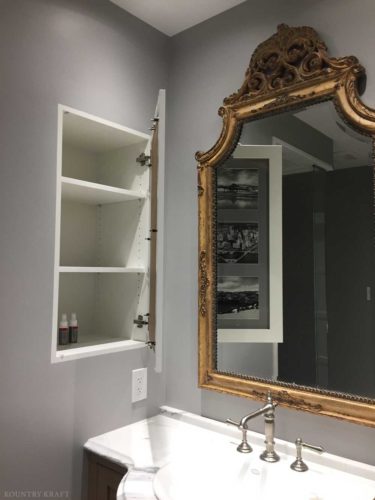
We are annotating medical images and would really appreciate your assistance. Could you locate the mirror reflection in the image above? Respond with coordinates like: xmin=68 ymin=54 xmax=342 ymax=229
xmin=216 ymin=100 xmax=375 ymax=399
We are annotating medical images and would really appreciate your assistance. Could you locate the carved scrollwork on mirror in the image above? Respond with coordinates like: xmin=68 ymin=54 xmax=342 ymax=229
xmin=197 ymin=24 xmax=375 ymax=426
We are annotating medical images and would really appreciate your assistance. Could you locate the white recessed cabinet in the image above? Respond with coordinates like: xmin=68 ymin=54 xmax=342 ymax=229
xmin=51 ymin=94 xmax=165 ymax=363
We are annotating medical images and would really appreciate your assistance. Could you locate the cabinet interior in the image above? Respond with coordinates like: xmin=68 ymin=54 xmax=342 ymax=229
xmin=52 ymin=106 xmax=151 ymax=362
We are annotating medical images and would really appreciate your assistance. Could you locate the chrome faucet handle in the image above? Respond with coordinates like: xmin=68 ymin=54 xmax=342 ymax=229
xmin=226 ymin=418 xmax=240 ymax=427
xmin=226 ymin=418 xmax=252 ymax=453
xmin=290 ymin=437 xmax=324 ymax=472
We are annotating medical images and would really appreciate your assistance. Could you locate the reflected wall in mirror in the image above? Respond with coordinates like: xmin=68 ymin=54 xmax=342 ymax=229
xmin=197 ymin=23 xmax=375 ymax=426
xmin=216 ymin=101 xmax=375 ymax=400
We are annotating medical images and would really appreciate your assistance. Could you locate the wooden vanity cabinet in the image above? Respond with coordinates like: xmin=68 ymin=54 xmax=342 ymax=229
xmin=86 ymin=451 xmax=127 ymax=500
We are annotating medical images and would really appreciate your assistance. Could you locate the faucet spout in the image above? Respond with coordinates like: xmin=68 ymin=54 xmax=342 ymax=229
xmin=239 ymin=399 xmax=276 ymax=429
xmin=226 ymin=392 xmax=280 ymax=462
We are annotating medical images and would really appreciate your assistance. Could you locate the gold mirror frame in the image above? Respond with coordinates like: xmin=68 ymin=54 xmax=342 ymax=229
xmin=196 ymin=24 xmax=375 ymax=427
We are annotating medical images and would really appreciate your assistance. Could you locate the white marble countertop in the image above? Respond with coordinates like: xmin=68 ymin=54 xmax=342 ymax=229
xmin=84 ymin=406 xmax=245 ymax=469
xmin=84 ymin=406 xmax=375 ymax=500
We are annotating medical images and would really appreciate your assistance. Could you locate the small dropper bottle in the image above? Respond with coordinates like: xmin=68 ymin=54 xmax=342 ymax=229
xmin=69 ymin=313 xmax=78 ymax=343
xmin=59 ymin=313 xmax=69 ymax=346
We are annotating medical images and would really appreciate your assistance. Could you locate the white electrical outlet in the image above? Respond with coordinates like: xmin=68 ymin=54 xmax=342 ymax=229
xmin=131 ymin=367 xmax=147 ymax=402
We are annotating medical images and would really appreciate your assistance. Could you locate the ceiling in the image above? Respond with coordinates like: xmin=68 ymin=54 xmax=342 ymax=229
xmin=109 ymin=0 xmax=247 ymax=36
xmin=296 ymin=104 xmax=372 ymax=169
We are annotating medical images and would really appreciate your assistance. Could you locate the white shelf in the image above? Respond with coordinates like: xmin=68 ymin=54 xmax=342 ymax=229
xmin=61 ymin=176 xmax=145 ymax=205
xmin=55 ymin=338 xmax=146 ymax=362
xmin=59 ymin=266 xmax=146 ymax=273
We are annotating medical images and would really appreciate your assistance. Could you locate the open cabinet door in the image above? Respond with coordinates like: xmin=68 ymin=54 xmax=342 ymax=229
xmin=129 ymin=90 xmax=165 ymax=375
xmin=147 ymin=90 xmax=165 ymax=373
xmin=151 ymin=90 xmax=166 ymax=373
xmin=150 ymin=89 xmax=165 ymax=372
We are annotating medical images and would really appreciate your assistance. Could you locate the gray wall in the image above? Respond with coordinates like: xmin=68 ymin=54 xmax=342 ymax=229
xmin=165 ymin=0 xmax=375 ymax=465
xmin=1 ymin=1 xmax=375 ymax=498
xmin=0 ymin=0 xmax=168 ymax=498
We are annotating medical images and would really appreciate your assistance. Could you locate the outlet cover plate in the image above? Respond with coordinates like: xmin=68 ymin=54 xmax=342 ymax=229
xmin=132 ymin=367 xmax=147 ymax=402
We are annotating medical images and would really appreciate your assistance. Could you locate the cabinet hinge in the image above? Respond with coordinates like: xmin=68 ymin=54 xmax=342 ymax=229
xmin=149 ymin=117 xmax=159 ymax=131
xmin=136 ymin=153 xmax=151 ymax=167
xmin=145 ymin=341 xmax=156 ymax=351
xmin=146 ymin=229 xmax=157 ymax=241
xmin=133 ymin=314 xmax=149 ymax=328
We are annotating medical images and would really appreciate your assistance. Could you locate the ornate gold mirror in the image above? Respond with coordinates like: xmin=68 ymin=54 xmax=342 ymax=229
xmin=197 ymin=24 xmax=375 ymax=426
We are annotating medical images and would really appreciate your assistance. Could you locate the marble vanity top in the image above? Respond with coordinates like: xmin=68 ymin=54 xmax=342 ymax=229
xmin=84 ymin=406 xmax=375 ymax=500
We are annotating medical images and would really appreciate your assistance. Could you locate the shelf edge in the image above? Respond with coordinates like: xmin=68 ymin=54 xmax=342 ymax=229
xmin=58 ymin=266 xmax=146 ymax=273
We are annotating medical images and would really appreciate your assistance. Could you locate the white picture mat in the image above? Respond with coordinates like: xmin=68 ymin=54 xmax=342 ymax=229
xmin=218 ymin=144 xmax=283 ymax=343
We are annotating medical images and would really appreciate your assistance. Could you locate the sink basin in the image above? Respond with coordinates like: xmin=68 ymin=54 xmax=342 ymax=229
xmin=85 ymin=406 xmax=375 ymax=500
xmin=153 ymin=451 xmax=375 ymax=500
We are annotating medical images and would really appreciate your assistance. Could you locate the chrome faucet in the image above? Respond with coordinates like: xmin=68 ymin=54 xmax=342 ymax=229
xmin=226 ymin=392 xmax=280 ymax=462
